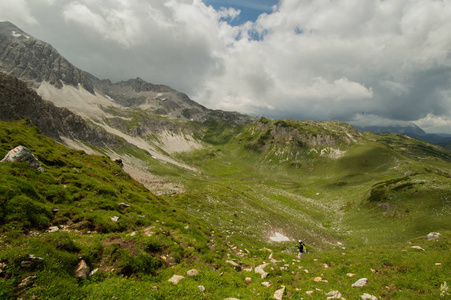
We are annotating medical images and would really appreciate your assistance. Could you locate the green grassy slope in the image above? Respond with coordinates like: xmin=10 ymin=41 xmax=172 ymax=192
xmin=1 ymin=119 xmax=450 ymax=299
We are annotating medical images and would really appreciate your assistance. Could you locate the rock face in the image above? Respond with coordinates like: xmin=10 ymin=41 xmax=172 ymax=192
xmin=0 ymin=21 xmax=93 ymax=93
xmin=0 ymin=21 xmax=252 ymax=126
xmin=0 ymin=72 xmax=123 ymax=147
xmin=1 ymin=145 xmax=44 ymax=172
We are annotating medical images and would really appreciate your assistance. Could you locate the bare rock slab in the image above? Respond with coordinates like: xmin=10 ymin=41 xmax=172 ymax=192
xmin=168 ymin=275 xmax=185 ymax=285
xmin=352 ymin=278 xmax=368 ymax=287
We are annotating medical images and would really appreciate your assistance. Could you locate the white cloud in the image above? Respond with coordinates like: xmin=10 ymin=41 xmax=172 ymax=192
xmin=0 ymin=0 xmax=37 ymax=24
xmin=1 ymin=0 xmax=451 ymax=133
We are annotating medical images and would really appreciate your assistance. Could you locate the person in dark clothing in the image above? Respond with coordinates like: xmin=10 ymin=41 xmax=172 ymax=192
xmin=297 ymin=240 xmax=306 ymax=258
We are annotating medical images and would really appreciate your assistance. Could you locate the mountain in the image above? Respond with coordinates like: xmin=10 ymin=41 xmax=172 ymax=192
xmin=356 ymin=124 xmax=451 ymax=150
xmin=0 ymin=72 xmax=122 ymax=147
xmin=1 ymin=21 xmax=450 ymax=299
xmin=0 ymin=21 xmax=251 ymax=125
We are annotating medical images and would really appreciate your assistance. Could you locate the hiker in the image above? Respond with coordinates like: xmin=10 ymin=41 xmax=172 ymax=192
xmin=297 ymin=240 xmax=306 ymax=258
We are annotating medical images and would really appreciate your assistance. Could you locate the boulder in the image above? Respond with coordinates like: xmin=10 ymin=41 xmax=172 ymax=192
xmin=352 ymin=278 xmax=368 ymax=287
xmin=75 ymin=260 xmax=90 ymax=280
xmin=1 ymin=145 xmax=44 ymax=172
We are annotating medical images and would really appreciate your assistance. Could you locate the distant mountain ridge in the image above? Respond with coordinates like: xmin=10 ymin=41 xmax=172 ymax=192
xmin=355 ymin=124 xmax=451 ymax=150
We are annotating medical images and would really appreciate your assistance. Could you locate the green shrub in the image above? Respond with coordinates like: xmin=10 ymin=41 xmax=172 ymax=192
xmin=4 ymin=195 xmax=52 ymax=229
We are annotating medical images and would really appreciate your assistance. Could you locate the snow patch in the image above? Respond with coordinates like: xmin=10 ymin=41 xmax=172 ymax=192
xmin=11 ymin=31 xmax=29 ymax=39
xmin=269 ymin=232 xmax=291 ymax=242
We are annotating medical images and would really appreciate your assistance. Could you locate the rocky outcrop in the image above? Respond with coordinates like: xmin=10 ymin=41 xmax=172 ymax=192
xmin=0 ymin=22 xmax=252 ymax=126
xmin=0 ymin=72 xmax=123 ymax=147
xmin=0 ymin=21 xmax=94 ymax=93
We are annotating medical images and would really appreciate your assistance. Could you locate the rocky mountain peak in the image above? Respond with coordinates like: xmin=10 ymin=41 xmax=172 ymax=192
xmin=0 ymin=21 xmax=94 ymax=93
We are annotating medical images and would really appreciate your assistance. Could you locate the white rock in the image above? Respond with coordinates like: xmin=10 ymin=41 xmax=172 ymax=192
xmin=262 ymin=282 xmax=271 ymax=288
xmin=274 ymin=285 xmax=286 ymax=300
xmin=110 ymin=216 xmax=119 ymax=222
xmin=361 ymin=293 xmax=378 ymax=300
xmin=411 ymin=246 xmax=425 ymax=251
xmin=48 ymin=226 xmax=59 ymax=233
xmin=255 ymin=263 xmax=270 ymax=279
xmin=168 ymin=275 xmax=185 ymax=285
xmin=198 ymin=285 xmax=206 ymax=293
xmin=326 ymin=290 xmax=342 ymax=299
xmin=226 ymin=260 xmax=240 ymax=267
xmin=89 ymin=268 xmax=99 ymax=277
xmin=427 ymin=232 xmax=441 ymax=240
xmin=352 ymin=278 xmax=368 ymax=287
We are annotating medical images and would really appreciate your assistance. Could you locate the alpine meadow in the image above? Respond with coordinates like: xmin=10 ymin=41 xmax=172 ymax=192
xmin=0 ymin=20 xmax=450 ymax=300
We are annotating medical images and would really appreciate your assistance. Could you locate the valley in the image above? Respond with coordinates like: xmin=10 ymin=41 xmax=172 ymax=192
xmin=0 ymin=21 xmax=450 ymax=299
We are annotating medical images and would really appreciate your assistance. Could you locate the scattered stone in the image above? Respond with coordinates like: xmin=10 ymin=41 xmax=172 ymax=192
xmin=274 ymin=285 xmax=286 ymax=300
xmin=245 ymin=277 xmax=252 ymax=283
xmin=427 ymin=232 xmax=441 ymax=240
xmin=326 ymin=290 xmax=342 ymax=299
xmin=187 ymin=269 xmax=199 ymax=277
xmin=361 ymin=293 xmax=378 ymax=300
xmin=262 ymin=282 xmax=271 ymax=288
xmin=226 ymin=260 xmax=240 ymax=267
xmin=242 ymin=266 xmax=253 ymax=272
xmin=21 ymin=255 xmax=43 ymax=269
xmin=0 ymin=145 xmax=45 ymax=172
xmin=130 ymin=231 xmax=137 ymax=237
xmin=411 ymin=246 xmax=425 ymax=251
xmin=255 ymin=263 xmax=270 ymax=279
xmin=198 ymin=285 xmax=206 ymax=293
xmin=347 ymin=273 xmax=356 ymax=277
xmin=0 ymin=262 xmax=6 ymax=275
xmin=306 ymin=291 xmax=314 ymax=295
xmin=89 ymin=268 xmax=99 ymax=277
xmin=314 ymin=277 xmax=323 ymax=282
xmin=168 ymin=275 xmax=184 ymax=285
xmin=304 ymin=269 xmax=309 ymax=273
xmin=352 ymin=278 xmax=368 ymax=287
xmin=48 ymin=226 xmax=59 ymax=233
xmin=18 ymin=275 xmax=37 ymax=289
xmin=324 ymin=263 xmax=330 ymax=269
xmin=110 ymin=216 xmax=119 ymax=222
xmin=75 ymin=260 xmax=90 ymax=280
xmin=118 ymin=202 xmax=130 ymax=209
xmin=224 ymin=298 xmax=240 ymax=300
xmin=435 ymin=263 xmax=442 ymax=266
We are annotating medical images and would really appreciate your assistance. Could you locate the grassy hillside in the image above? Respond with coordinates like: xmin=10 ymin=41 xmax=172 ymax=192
xmin=0 ymin=119 xmax=450 ymax=299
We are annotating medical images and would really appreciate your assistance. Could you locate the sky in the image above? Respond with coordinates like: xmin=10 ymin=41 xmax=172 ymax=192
xmin=0 ymin=0 xmax=450 ymax=134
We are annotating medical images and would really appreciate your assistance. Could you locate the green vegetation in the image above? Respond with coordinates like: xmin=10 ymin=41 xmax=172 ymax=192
xmin=1 ymin=119 xmax=450 ymax=299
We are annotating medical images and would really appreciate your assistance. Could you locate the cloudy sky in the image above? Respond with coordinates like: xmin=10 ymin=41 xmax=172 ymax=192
xmin=1 ymin=0 xmax=451 ymax=133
